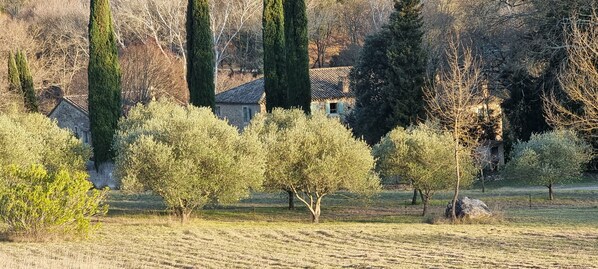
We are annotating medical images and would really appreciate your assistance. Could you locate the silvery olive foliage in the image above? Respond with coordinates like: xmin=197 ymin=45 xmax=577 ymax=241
xmin=373 ymin=123 xmax=476 ymax=215
xmin=114 ymin=100 xmax=265 ymax=222
xmin=247 ymin=108 xmax=380 ymax=223
xmin=504 ymin=130 xmax=592 ymax=199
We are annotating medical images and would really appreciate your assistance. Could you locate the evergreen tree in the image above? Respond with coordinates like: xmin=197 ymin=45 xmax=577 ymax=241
xmin=284 ymin=0 xmax=311 ymax=113
xmin=15 ymin=50 xmax=38 ymax=112
xmin=349 ymin=31 xmax=391 ymax=144
xmin=88 ymin=0 xmax=122 ymax=165
xmin=263 ymin=0 xmax=288 ymax=112
xmin=7 ymin=51 xmax=21 ymax=93
xmin=385 ymin=0 xmax=426 ymax=131
xmin=186 ymin=0 xmax=215 ymax=109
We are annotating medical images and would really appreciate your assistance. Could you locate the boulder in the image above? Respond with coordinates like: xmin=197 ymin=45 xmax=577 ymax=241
xmin=445 ymin=197 xmax=491 ymax=219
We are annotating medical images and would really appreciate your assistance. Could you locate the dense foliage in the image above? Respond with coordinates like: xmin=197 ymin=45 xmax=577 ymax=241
xmin=384 ymin=0 xmax=426 ymax=129
xmin=186 ymin=0 xmax=215 ymax=109
xmin=114 ymin=101 xmax=265 ymax=222
xmin=0 ymin=112 xmax=103 ymax=241
xmin=0 ymin=165 xmax=107 ymax=240
xmin=0 ymin=113 xmax=91 ymax=172
xmin=284 ymin=0 xmax=311 ymax=113
xmin=350 ymin=0 xmax=426 ymax=144
xmin=15 ymin=50 xmax=37 ymax=112
xmin=7 ymin=51 xmax=20 ymax=94
xmin=88 ymin=0 xmax=122 ymax=165
xmin=504 ymin=130 xmax=592 ymax=200
xmin=373 ymin=123 xmax=476 ymax=215
xmin=263 ymin=0 xmax=288 ymax=111
xmin=248 ymin=109 xmax=380 ymax=223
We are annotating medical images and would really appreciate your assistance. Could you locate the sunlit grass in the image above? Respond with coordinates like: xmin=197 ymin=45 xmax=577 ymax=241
xmin=2 ymin=182 xmax=598 ymax=268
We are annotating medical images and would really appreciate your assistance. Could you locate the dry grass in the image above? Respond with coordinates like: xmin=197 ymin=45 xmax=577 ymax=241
xmin=1 ymin=186 xmax=598 ymax=269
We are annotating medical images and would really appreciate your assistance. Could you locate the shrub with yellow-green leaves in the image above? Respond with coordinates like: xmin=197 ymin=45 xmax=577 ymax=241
xmin=114 ymin=101 xmax=265 ymax=222
xmin=0 ymin=165 xmax=107 ymax=240
xmin=247 ymin=109 xmax=380 ymax=223
xmin=0 ymin=113 xmax=104 ymax=241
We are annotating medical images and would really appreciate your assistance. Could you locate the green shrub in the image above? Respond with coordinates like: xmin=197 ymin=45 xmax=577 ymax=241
xmin=0 ymin=165 xmax=107 ymax=241
xmin=373 ymin=123 xmax=477 ymax=216
xmin=114 ymin=100 xmax=265 ymax=222
xmin=504 ymin=130 xmax=592 ymax=200
xmin=0 ymin=113 xmax=91 ymax=173
xmin=247 ymin=109 xmax=380 ymax=223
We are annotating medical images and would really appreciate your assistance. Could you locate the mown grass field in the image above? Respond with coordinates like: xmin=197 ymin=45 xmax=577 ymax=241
xmin=1 ymin=176 xmax=598 ymax=269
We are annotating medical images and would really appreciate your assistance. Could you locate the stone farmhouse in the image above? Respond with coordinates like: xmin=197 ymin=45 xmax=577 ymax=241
xmin=215 ymin=67 xmax=354 ymax=129
xmin=48 ymin=95 xmax=92 ymax=145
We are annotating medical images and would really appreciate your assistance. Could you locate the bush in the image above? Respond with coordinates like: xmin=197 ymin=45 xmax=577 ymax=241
xmin=0 ymin=113 xmax=91 ymax=173
xmin=504 ymin=130 xmax=592 ymax=200
xmin=114 ymin=100 xmax=265 ymax=222
xmin=247 ymin=109 xmax=380 ymax=223
xmin=0 ymin=165 xmax=107 ymax=241
xmin=373 ymin=123 xmax=477 ymax=216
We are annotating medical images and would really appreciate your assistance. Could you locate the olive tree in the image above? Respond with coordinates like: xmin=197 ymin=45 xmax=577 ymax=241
xmin=504 ymin=130 xmax=592 ymax=200
xmin=114 ymin=100 xmax=265 ymax=222
xmin=373 ymin=123 xmax=476 ymax=216
xmin=248 ymin=109 xmax=380 ymax=223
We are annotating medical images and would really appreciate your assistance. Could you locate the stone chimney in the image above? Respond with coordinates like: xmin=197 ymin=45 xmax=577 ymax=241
xmin=338 ymin=76 xmax=350 ymax=93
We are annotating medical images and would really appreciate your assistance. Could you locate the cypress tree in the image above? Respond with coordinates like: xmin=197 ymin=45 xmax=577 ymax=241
xmin=263 ymin=0 xmax=288 ymax=112
xmin=7 ymin=51 xmax=21 ymax=94
xmin=284 ymin=0 xmax=311 ymax=113
xmin=186 ymin=0 xmax=215 ymax=109
xmin=88 ymin=0 xmax=121 ymax=165
xmin=15 ymin=50 xmax=38 ymax=112
xmin=385 ymin=0 xmax=426 ymax=129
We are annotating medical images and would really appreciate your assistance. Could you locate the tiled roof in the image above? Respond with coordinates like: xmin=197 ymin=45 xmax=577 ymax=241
xmin=216 ymin=67 xmax=353 ymax=104
xmin=215 ymin=79 xmax=265 ymax=104
xmin=63 ymin=95 xmax=89 ymax=114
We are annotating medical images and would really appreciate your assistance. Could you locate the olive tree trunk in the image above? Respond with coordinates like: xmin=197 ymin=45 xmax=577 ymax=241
xmin=548 ymin=183 xmax=554 ymax=200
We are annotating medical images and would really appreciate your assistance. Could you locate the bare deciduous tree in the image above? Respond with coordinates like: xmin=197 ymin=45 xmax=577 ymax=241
xmin=544 ymin=10 xmax=598 ymax=139
xmin=121 ymin=43 xmax=188 ymax=105
xmin=424 ymin=37 xmax=484 ymax=220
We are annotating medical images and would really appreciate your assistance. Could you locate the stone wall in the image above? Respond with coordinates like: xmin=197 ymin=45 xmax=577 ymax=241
xmin=216 ymin=103 xmax=264 ymax=129
xmin=48 ymin=101 xmax=92 ymax=145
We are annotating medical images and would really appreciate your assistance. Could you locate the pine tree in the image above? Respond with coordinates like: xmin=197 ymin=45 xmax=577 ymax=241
xmin=7 ymin=51 xmax=21 ymax=93
xmin=263 ymin=0 xmax=288 ymax=112
xmin=284 ymin=0 xmax=311 ymax=113
xmin=15 ymin=50 xmax=38 ymax=112
xmin=349 ymin=31 xmax=391 ymax=145
xmin=88 ymin=0 xmax=122 ymax=165
xmin=385 ymin=0 xmax=426 ymax=129
xmin=186 ymin=0 xmax=215 ymax=109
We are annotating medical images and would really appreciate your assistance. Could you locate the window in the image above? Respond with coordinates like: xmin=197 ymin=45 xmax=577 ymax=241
xmin=74 ymin=127 xmax=79 ymax=139
xmin=329 ymin=103 xmax=338 ymax=114
xmin=243 ymin=106 xmax=253 ymax=123
xmin=83 ymin=131 xmax=89 ymax=144
xmin=215 ymin=106 xmax=221 ymax=117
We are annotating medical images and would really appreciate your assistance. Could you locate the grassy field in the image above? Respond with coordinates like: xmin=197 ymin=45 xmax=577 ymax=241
xmin=1 ymin=177 xmax=598 ymax=269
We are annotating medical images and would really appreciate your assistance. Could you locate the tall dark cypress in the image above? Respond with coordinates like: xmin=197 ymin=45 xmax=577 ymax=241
xmin=186 ymin=0 xmax=215 ymax=109
xmin=263 ymin=0 xmax=288 ymax=112
xmin=88 ymin=0 xmax=121 ymax=165
xmin=284 ymin=0 xmax=311 ymax=113
xmin=385 ymin=0 xmax=426 ymax=129
xmin=15 ymin=50 xmax=38 ymax=112
xmin=7 ymin=51 xmax=21 ymax=94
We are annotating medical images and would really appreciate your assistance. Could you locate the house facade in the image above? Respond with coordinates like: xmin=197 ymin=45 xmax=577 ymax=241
xmin=216 ymin=67 xmax=354 ymax=129
xmin=48 ymin=95 xmax=92 ymax=145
